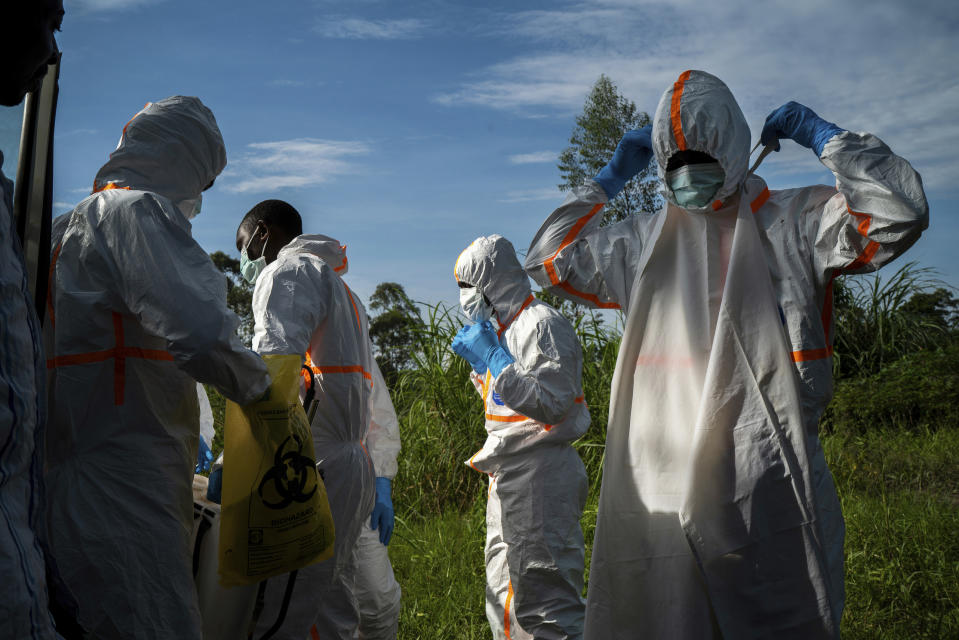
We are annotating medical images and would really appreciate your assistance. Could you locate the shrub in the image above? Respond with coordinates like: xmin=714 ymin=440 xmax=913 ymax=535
xmin=822 ymin=340 xmax=959 ymax=434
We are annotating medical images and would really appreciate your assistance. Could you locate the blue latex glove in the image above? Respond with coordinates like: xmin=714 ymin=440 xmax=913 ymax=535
xmin=206 ymin=466 xmax=222 ymax=504
xmin=593 ymin=125 xmax=654 ymax=200
xmin=370 ymin=477 xmax=394 ymax=545
xmin=451 ymin=324 xmax=488 ymax=375
xmin=465 ymin=320 xmax=515 ymax=378
xmin=195 ymin=439 xmax=213 ymax=473
xmin=760 ymin=101 xmax=845 ymax=157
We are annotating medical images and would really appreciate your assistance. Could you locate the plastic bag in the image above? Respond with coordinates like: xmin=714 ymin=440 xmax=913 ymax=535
xmin=219 ymin=355 xmax=335 ymax=586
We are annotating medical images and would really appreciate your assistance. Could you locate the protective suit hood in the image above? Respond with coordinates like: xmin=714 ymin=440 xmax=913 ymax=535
xmin=277 ymin=234 xmax=349 ymax=275
xmin=93 ymin=96 xmax=227 ymax=217
xmin=652 ymin=70 xmax=751 ymax=209
xmin=454 ymin=234 xmax=532 ymax=327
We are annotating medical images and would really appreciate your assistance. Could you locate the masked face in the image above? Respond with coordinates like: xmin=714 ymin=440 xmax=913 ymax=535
xmin=177 ymin=194 xmax=202 ymax=220
xmin=240 ymin=227 xmax=269 ymax=285
xmin=666 ymin=162 xmax=725 ymax=209
xmin=459 ymin=286 xmax=493 ymax=323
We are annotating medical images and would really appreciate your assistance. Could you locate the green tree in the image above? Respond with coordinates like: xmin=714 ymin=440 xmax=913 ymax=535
xmin=209 ymin=251 xmax=254 ymax=347
xmin=902 ymin=287 xmax=959 ymax=330
xmin=558 ymin=74 xmax=661 ymax=226
xmin=369 ymin=282 xmax=424 ymax=381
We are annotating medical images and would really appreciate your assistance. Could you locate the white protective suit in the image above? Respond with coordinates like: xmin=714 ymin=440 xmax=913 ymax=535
xmin=525 ymin=70 xmax=928 ymax=639
xmin=455 ymin=234 xmax=591 ymax=640
xmin=0 ymin=154 xmax=58 ymax=638
xmin=352 ymin=361 xmax=402 ymax=640
xmin=44 ymin=97 xmax=271 ymax=639
xmin=197 ymin=382 xmax=215 ymax=458
xmin=250 ymin=235 xmax=376 ymax=640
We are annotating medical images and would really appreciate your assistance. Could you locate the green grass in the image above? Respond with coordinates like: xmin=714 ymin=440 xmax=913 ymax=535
xmin=389 ymin=426 xmax=959 ymax=639
xmin=840 ymin=493 xmax=958 ymax=638
xmin=391 ymin=503 xmax=490 ymax=639
xmin=825 ymin=428 xmax=959 ymax=639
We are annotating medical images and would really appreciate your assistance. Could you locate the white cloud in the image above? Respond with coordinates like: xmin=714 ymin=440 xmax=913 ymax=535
xmin=499 ymin=187 xmax=563 ymax=203
xmin=436 ymin=0 xmax=959 ymax=189
xmin=269 ymin=79 xmax=324 ymax=88
xmin=315 ymin=18 xmax=428 ymax=40
xmin=509 ymin=151 xmax=558 ymax=165
xmin=59 ymin=128 xmax=99 ymax=137
xmin=221 ymin=138 xmax=370 ymax=194
xmin=73 ymin=0 xmax=162 ymax=11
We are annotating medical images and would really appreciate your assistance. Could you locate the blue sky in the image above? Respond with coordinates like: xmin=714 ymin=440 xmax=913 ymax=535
xmin=2 ymin=0 xmax=957 ymax=312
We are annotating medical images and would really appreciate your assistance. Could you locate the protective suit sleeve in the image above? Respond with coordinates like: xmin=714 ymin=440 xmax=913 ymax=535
xmin=493 ymin=313 xmax=583 ymax=426
xmin=102 ymin=194 xmax=269 ymax=405
xmin=50 ymin=211 xmax=72 ymax=247
xmin=45 ymin=213 xmax=72 ymax=326
xmin=811 ymin=131 xmax=928 ymax=279
xmin=524 ymin=180 xmax=643 ymax=310
xmin=367 ymin=359 xmax=401 ymax=480
xmin=197 ymin=382 xmax=215 ymax=450
xmin=469 ymin=370 xmax=486 ymax=397
xmin=251 ymin=257 xmax=328 ymax=356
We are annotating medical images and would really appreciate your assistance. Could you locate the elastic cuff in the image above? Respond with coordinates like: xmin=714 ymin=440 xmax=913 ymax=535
xmin=487 ymin=348 xmax=515 ymax=378
xmin=593 ymin=166 xmax=626 ymax=200
xmin=813 ymin=124 xmax=846 ymax=157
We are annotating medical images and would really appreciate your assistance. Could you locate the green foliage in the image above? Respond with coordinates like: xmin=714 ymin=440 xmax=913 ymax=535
xmin=824 ymin=427 xmax=959 ymax=501
xmin=209 ymin=250 xmax=254 ymax=347
xmin=823 ymin=427 xmax=959 ymax=638
xmin=369 ymin=282 xmax=425 ymax=382
xmin=840 ymin=492 xmax=959 ymax=639
xmin=391 ymin=507 xmax=489 ymax=638
xmin=390 ymin=303 xmax=489 ymax=516
xmin=568 ymin=311 xmax=619 ymax=492
xmin=558 ymin=74 xmax=661 ymax=225
xmin=832 ymin=263 xmax=954 ymax=379
xmin=901 ymin=287 xmax=959 ymax=329
xmin=822 ymin=340 xmax=959 ymax=435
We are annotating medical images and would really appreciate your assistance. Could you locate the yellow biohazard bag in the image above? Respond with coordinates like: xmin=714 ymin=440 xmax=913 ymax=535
xmin=219 ymin=355 xmax=335 ymax=587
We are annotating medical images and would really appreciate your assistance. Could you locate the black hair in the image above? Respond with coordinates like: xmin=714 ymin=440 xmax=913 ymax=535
xmin=666 ymin=149 xmax=716 ymax=172
xmin=240 ymin=199 xmax=303 ymax=237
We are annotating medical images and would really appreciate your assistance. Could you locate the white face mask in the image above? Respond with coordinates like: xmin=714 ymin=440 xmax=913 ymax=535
xmin=177 ymin=194 xmax=202 ymax=220
xmin=460 ymin=286 xmax=493 ymax=323
xmin=240 ymin=228 xmax=270 ymax=285
xmin=666 ymin=162 xmax=725 ymax=209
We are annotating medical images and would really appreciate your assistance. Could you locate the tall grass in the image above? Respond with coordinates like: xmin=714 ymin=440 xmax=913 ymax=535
xmin=833 ymin=262 xmax=952 ymax=378
xmin=566 ymin=310 xmax=619 ymax=494
xmin=390 ymin=303 xmax=489 ymax=518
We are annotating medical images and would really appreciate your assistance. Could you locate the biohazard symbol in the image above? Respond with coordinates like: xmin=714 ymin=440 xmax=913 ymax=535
xmin=257 ymin=433 xmax=318 ymax=510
